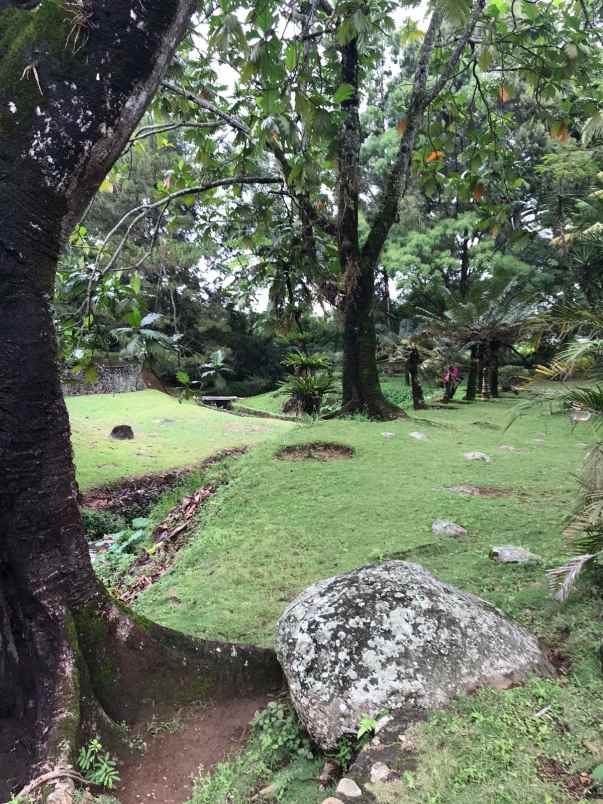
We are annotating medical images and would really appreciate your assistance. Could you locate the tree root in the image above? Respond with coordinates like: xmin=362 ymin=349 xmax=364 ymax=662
xmin=3 ymin=589 xmax=284 ymax=801
xmin=323 ymin=398 xmax=407 ymax=421
xmin=4 ymin=768 xmax=93 ymax=804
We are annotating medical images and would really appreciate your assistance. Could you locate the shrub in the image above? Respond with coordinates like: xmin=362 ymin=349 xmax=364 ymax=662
xmin=82 ymin=509 xmax=125 ymax=540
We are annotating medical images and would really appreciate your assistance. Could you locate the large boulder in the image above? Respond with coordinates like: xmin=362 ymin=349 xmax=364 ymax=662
xmin=276 ymin=561 xmax=551 ymax=750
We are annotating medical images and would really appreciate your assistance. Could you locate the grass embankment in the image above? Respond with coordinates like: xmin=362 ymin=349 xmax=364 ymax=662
xmin=130 ymin=393 xmax=603 ymax=803
xmin=67 ymin=389 xmax=294 ymax=490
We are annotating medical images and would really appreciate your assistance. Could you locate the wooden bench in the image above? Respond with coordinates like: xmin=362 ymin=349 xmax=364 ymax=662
xmin=200 ymin=395 xmax=239 ymax=410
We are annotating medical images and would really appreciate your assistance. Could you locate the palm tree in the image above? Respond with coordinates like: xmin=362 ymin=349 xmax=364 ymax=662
xmin=421 ymin=283 xmax=535 ymax=401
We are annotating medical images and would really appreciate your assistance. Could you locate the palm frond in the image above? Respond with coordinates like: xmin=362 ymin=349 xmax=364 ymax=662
xmin=546 ymin=553 xmax=598 ymax=602
xmin=582 ymin=110 xmax=603 ymax=146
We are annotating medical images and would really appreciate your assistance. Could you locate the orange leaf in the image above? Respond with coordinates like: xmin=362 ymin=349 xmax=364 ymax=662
xmin=473 ymin=184 xmax=485 ymax=202
xmin=397 ymin=119 xmax=407 ymax=135
xmin=490 ymin=224 xmax=499 ymax=238
xmin=426 ymin=150 xmax=444 ymax=162
xmin=499 ymin=84 xmax=511 ymax=103
xmin=271 ymin=130 xmax=279 ymax=141
xmin=552 ymin=121 xmax=570 ymax=143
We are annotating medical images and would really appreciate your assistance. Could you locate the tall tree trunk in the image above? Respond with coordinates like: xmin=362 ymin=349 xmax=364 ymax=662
xmin=337 ymin=0 xmax=484 ymax=419
xmin=490 ymin=340 xmax=500 ymax=398
xmin=337 ymin=36 xmax=402 ymax=419
xmin=465 ymin=344 xmax=479 ymax=401
xmin=406 ymin=347 xmax=427 ymax=410
xmin=0 ymin=3 xmax=281 ymax=797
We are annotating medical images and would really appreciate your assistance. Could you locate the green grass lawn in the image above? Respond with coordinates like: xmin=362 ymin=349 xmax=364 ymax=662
xmin=67 ymin=390 xmax=294 ymax=490
xmin=129 ymin=392 xmax=603 ymax=804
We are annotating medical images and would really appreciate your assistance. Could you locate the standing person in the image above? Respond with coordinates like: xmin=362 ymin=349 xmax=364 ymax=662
xmin=443 ymin=365 xmax=461 ymax=402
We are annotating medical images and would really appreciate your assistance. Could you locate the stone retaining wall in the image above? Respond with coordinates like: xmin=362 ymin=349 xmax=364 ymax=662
xmin=62 ymin=362 xmax=144 ymax=396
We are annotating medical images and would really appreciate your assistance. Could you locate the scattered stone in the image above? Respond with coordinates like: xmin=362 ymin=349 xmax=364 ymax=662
xmin=490 ymin=545 xmax=542 ymax=565
xmin=409 ymin=431 xmax=427 ymax=441
xmin=497 ymin=444 xmax=525 ymax=453
xmin=463 ymin=451 xmax=492 ymax=463
xmin=321 ymin=799 xmax=345 ymax=804
xmin=276 ymin=561 xmax=551 ymax=750
xmin=432 ymin=519 xmax=467 ymax=537
xmin=110 ymin=424 xmax=134 ymax=440
xmin=370 ymin=762 xmax=393 ymax=784
xmin=336 ymin=778 xmax=363 ymax=798
xmin=374 ymin=714 xmax=394 ymax=734
xmin=382 ymin=432 xmax=395 ymax=439
xmin=259 ymin=783 xmax=278 ymax=798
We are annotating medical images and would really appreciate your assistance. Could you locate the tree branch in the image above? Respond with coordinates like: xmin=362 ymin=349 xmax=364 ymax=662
xmin=361 ymin=0 xmax=485 ymax=267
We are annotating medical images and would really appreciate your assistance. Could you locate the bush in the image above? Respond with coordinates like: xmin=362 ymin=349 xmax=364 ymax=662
xmin=82 ymin=508 xmax=125 ymax=540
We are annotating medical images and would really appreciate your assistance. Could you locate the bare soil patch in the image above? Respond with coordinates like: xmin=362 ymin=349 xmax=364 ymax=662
xmin=115 ymin=696 xmax=272 ymax=804
xmin=82 ymin=447 xmax=248 ymax=518
xmin=446 ymin=484 xmax=514 ymax=498
xmin=276 ymin=442 xmax=354 ymax=462
xmin=536 ymin=755 xmax=591 ymax=799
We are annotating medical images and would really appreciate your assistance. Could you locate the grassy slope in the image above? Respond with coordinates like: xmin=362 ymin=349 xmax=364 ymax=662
xmin=67 ymin=390 xmax=294 ymax=490
xmin=132 ymin=393 xmax=603 ymax=803
xmin=136 ymin=395 xmax=596 ymax=645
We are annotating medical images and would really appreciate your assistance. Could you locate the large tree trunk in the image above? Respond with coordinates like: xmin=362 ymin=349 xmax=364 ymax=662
xmin=0 ymin=3 xmax=282 ymax=798
xmin=337 ymin=36 xmax=403 ymax=420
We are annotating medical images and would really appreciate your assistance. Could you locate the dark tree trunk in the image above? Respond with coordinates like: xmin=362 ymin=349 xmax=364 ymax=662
xmin=490 ymin=340 xmax=500 ymax=398
xmin=406 ymin=347 xmax=427 ymax=410
xmin=465 ymin=344 xmax=479 ymax=401
xmin=478 ymin=342 xmax=492 ymax=400
xmin=0 ymin=3 xmax=282 ymax=797
xmin=337 ymin=37 xmax=402 ymax=420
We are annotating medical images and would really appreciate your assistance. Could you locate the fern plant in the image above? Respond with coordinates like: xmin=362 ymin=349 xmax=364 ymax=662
xmin=78 ymin=737 xmax=121 ymax=789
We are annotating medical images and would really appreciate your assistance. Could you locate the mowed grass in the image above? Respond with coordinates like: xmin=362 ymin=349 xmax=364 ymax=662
xmin=136 ymin=394 xmax=598 ymax=646
xmin=132 ymin=391 xmax=603 ymax=804
xmin=67 ymin=390 xmax=294 ymax=490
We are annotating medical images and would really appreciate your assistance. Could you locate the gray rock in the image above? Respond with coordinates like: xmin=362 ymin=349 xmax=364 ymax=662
xmin=336 ymin=778 xmax=363 ymax=798
xmin=276 ymin=562 xmax=550 ymax=750
xmin=322 ymin=799 xmax=345 ymax=804
xmin=409 ymin=431 xmax=427 ymax=441
xmin=432 ymin=519 xmax=467 ymax=537
xmin=463 ymin=451 xmax=492 ymax=463
xmin=382 ymin=432 xmax=395 ymax=439
xmin=370 ymin=762 xmax=393 ymax=783
xmin=490 ymin=545 xmax=542 ymax=565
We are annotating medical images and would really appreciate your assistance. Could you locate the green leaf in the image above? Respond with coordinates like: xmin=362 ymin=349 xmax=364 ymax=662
xmin=333 ymin=83 xmax=355 ymax=104
xmin=131 ymin=517 xmax=151 ymax=529
xmin=592 ymin=764 xmax=603 ymax=782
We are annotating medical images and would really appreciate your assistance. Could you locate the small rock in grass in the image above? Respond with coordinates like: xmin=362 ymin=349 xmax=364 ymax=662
xmin=322 ymin=799 xmax=345 ymax=804
xmin=110 ymin=424 xmax=134 ymax=440
xmin=497 ymin=444 xmax=524 ymax=453
xmin=409 ymin=431 xmax=427 ymax=441
xmin=490 ymin=545 xmax=541 ymax=565
xmin=571 ymin=410 xmax=592 ymax=422
xmin=432 ymin=519 xmax=467 ymax=537
xmin=464 ymin=451 xmax=492 ymax=463
xmin=259 ymin=783 xmax=278 ymax=798
xmin=382 ymin=432 xmax=395 ymax=439
xmin=336 ymin=778 xmax=363 ymax=798
xmin=370 ymin=762 xmax=393 ymax=784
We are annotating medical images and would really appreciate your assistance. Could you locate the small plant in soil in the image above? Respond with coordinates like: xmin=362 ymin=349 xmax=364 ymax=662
xmin=78 ymin=738 xmax=120 ymax=789
xmin=82 ymin=508 xmax=125 ymax=541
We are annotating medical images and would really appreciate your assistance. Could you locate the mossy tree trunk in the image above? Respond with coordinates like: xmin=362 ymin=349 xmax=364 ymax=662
xmin=0 ymin=2 xmax=282 ymax=797
xmin=464 ymin=344 xmax=479 ymax=401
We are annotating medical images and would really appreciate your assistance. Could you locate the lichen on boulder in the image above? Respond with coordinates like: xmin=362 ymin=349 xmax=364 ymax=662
xmin=276 ymin=561 xmax=551 ymax=750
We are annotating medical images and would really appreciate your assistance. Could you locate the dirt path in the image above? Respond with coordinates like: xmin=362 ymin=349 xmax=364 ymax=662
xmin=115 ymin=696 xmax=272 ymax=804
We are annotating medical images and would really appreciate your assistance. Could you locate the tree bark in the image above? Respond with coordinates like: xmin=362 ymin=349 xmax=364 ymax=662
xmin=337 ymin=36 xmax=402 ymax=419
xmin=406 ymin=347 xmax=427 ymax=410
xmin=0 ymin=3 xmax=282 ymax=797
xmin=465 ymin=344 xmax=479 ymax=401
